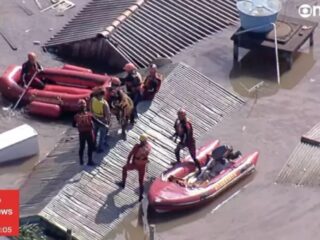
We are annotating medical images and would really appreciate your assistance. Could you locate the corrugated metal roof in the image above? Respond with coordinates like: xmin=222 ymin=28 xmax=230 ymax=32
xmin=45 ymin=0 xmax=137 ymax=47
xmin=44 ymin=0 xmax=238 ymax=67
xmin=39 ymin=63 xmax=244 ymax=240
xmin=107 ymin=0 xmax=238 ymax=67
xmin=276 ymin=123 xmax=320 ymax=186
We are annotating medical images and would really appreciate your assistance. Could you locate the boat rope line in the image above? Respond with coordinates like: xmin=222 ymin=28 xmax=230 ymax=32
xmin=39 ymin=63 xmax=245 ymax=240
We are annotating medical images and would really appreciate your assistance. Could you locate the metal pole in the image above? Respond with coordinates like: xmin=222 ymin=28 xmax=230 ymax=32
xmin=149 ymin=224 xmax=155 ymax=240
xmin=272 ymin=23 xmax=281 ymax=85
xmin=12 ymin=71 xmax=38 ymax=111
xmin=66 ymin=229 xmax=72 ymax=240
xmin=234 ymin=23 xmax=281 ymax=85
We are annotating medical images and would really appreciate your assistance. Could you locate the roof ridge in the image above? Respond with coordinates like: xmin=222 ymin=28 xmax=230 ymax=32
xmin=97 ymin=0 xmax=147 ymax=39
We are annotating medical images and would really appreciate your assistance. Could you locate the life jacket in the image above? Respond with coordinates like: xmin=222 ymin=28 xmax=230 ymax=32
xmin=133 ymin=143 xmax=151 ymax=163
xmin=125 ymin=72 xmax=142 ymax=94
xmin=23 ymin=61 xmax=41 ymax=77
xmin=74 ymin=112 xmax=93 ymax=133
xmin=174 ymin=119 xmax=194 ymax=143
xmin=144 ymin=74 xmax=161 ymax=92
xmin=91 ymin=97 xmax=106 ymax=118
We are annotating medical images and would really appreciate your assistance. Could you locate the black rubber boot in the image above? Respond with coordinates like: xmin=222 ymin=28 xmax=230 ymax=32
xmin=139 ymin=186 xmax=144 ymax=202
xmin=116 ymin=181 xmax=125 ymax=189
xmin=87 ymin=161 xmax=95 ymax=166
xmin=121 ymin=130 xmax=127 ymax=140
xmin=195 ymin=159 xmax=202 ymax=173
xmin=170 ymin=160 xmax=180 ymax=165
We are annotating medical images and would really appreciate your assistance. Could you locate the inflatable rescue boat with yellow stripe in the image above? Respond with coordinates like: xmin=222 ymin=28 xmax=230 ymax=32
xmin=148 ymin=140 xmax=259 ymax=213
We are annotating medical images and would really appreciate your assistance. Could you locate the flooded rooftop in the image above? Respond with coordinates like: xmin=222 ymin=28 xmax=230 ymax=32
xmin=1 ymin=0 xmax=320 ymax=239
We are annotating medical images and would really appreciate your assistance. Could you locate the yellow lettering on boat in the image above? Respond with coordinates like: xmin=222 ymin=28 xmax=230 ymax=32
xmin=214 ymin=172 xmax=238 ymax=191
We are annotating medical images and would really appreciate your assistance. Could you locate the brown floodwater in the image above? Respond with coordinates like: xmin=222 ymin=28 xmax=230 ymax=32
xmin=104 ymin=173 xmax=255 ymax=240
xmin=229 ymin=49 xmax=315 ymax=99
xmin=0 ymin=42 xmax=316 ymax=239
xmin=0 ymin=96 xmax=68 ymax=189
xmin=105 ymin=48 xmax=316 ymax=239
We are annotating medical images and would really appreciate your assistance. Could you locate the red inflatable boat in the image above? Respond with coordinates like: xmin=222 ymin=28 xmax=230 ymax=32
xmin=148 ymin=140 xmax=259 ymax=212
xmin=0 ymin=64 xmax=111 ymax=118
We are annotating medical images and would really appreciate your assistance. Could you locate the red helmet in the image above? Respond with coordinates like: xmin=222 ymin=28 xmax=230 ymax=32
xmin=177 ymin=108 xmax=186 ymax=117
xmin=123 ymin=63 xmax=136 ymax=72
xmin=111 ymin=77 xmax=121 ymax=86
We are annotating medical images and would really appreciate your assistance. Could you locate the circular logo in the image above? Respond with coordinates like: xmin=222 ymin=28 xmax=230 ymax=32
xmin=299 ymin=4 xmax=312 ymax=18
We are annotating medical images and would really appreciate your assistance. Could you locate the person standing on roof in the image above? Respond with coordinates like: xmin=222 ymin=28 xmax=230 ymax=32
xmin=21 ymin=52 xmax=45 ymax=89
xmin=142 ymin=64 xmax=162 ymax=100
xmin=110 ymin=88 xmax=134 ymax=140
xmin=117 ymin=134 xmax=152 ymax=201
xmin=89 ymin=87 xmax=111 ymax=153
xmin=171 ymin=109 xmax=202 ymax=173
xmin=120 ymin=63 xmax=142 ymax=124
xmin=73 ymin=99 xmax=95 ymax=166
xmin=108 ymin=77 xmax=124 ymax=120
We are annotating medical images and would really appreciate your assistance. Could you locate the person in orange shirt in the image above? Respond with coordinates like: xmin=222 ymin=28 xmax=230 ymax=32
xmin=117 ymin=134 xmax=152 ymax=201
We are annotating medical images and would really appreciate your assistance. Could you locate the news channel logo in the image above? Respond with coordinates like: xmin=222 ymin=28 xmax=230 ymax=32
xmin=298 ymin=4 xmax=320 ymax=18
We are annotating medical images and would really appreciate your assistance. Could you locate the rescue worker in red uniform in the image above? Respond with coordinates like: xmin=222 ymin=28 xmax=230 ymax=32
xmin=171 ymin=109 xmax=202 ymax=173
xmin=73 ymin=99 xmax=95 ymax=166
xmin=120 ymin=63 xmax=142 ymax=124
xmin=118 ymin=134 xmax=152 ymax=201
xmin=21 ymin=52 xmax=45 ymax=89
xmin=142 ymin=64 xmax=162 ymax=100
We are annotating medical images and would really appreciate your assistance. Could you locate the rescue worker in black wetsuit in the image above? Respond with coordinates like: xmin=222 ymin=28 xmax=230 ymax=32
xmin=171 ymin=109 xmax=202 ymax=173
xmin=21 ymin=52 xmax=45 ymax=89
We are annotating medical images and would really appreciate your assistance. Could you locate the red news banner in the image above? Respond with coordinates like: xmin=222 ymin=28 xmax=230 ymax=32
xmin=0 ymin=190 xmax=19 ymax=236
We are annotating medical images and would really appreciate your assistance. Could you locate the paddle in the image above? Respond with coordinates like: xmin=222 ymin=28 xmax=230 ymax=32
xmin=12 ymin=71 xmax=39 ymax=111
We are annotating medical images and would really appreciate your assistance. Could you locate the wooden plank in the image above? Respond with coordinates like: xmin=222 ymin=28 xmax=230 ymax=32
xmin=17 ymin=4 xmax=34 ymax=16
xmin=0 ymin=29 xmax=17 ymax=50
